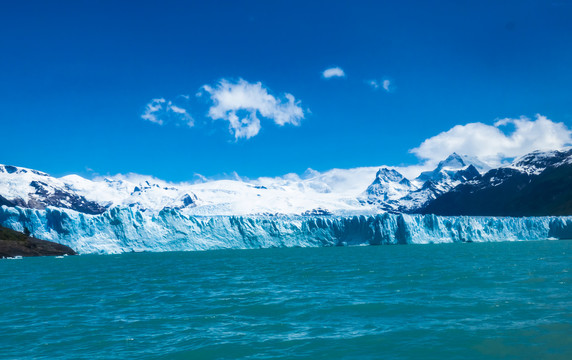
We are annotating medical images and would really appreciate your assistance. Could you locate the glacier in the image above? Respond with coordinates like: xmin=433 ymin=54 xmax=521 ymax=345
xmin=1 ymin=205 xmax=570 ymax=254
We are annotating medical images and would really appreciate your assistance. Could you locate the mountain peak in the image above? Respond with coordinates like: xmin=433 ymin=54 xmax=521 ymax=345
xmin=375 ymin=167 xmax=407 ymax=183
xmin=509 ymin=148 xmax=572 ymax=174
xmin=436 ymin=153 xmax=467 ymax=170
xmin=363 ymin=167 xmax=414 ymax=208
xmin=0 ymin=164 xmax=50 ymax=177
xmin=432 ymin=153 xmax=491 ymax=174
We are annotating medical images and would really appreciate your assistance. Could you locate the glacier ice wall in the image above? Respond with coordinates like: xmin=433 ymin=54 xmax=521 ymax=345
xmin=1 ymin=205 xmax=571 ymax=254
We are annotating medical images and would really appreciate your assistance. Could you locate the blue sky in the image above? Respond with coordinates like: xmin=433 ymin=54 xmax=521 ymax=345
xmin=1 ymin=0 xmax=572 ymax=181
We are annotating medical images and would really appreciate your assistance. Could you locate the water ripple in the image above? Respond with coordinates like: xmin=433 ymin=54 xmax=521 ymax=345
xmin=1 ymin=241 xmax=571 ymax=359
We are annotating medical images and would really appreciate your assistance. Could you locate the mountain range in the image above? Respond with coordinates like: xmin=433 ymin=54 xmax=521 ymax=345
xmin=421 ymin=149 xmax=572 ymax=216
xmin=1 ymin=148 xmax=571 ymax=217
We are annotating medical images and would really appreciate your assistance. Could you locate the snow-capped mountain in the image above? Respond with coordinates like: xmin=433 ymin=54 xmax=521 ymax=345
xmin=505 ymin=148 xmax=572 ymax=175
xmin=362 ymin=153 xmax=489 ymax=212
xmin=361 ymin=168 xmax=415 ymax=211
xmin=0 ymin=164 xmax=377 ymax=216
xmin=0 ymin=165 xmax=108 ymax=214
xmin=421 ymin=148 xmax=572 ymax=216
xmin=414 ymin=153 xmax=489 ymax=186
xmin=1 ymin=148 xmax=571 ymax=217
xmin=0 ymin=164 xmax=200 ymax=214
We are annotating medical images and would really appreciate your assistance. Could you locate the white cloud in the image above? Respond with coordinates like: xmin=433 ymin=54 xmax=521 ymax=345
xmin=322 ymin=67 xmax=345 ymax=79
xmin=169 ymin=105 xmax=187 ymax=114
xmin=410 ymin=114 xmax=572 ymax=168
xmin=141 ymin=98 xmax=166 ymax=124
xmin=200 ymin=78 xmax=305 ymax=139
xmin=367 ymin=79 xmax=391 ymax=92
xmin=141 ymin=98 xmax=194 ymax=127
xmin=382 ymin=79 xmax=391 ymax=92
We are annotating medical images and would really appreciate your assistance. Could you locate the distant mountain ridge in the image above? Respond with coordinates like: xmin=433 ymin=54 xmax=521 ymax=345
xmin=361 ymin=153 xmax=487 ymax=212
xmin=420 ymin=148 xmax=572 ymax=216
xmin=1 ymin=148 xmax=572 ymax=217
xmin=0 ymin=164 xmax=198 ymax=215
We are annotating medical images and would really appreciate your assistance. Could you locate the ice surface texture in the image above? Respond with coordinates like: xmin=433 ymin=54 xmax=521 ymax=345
xmin=1 ymin=205 xmax=569 ymax=254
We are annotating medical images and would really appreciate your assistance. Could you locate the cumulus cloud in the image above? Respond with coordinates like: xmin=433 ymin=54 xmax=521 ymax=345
xmin=200 ymin=78 xmax=305 ymax=139
xmin=141 ymin=98 xmax=194 ymax=127
xmin=322 ymin=67 xmax=345 ymax=79
xmin=410 ymin=114 xmax=572 ymax=167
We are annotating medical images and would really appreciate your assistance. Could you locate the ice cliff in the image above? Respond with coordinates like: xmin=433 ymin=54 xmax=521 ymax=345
xmin=1 ymin=205 xmax=570 ymax=254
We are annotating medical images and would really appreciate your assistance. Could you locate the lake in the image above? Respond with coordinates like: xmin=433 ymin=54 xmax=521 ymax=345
xmin=1 ymin=240 xmax=571 ymax=359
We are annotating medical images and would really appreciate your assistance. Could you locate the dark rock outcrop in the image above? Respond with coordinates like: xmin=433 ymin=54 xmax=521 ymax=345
xmin=0 ymin=225 xmax=76 ymax=258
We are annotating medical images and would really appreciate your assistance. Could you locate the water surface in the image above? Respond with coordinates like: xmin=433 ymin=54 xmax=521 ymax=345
xmin=1 ymin=241 xmax=571 ymax=359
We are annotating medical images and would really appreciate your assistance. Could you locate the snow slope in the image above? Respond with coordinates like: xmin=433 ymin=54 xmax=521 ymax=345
xmin=2 ymin=148 xmax=571 ymax=216
xmin=0 ymin=163 xmax=383 ymax=216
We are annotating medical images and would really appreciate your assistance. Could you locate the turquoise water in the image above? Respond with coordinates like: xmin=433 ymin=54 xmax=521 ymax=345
xmin=1 ymin=241 xmax=571 ymax=359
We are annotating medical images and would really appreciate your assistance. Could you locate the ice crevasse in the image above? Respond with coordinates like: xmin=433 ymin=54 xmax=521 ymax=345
xmin=1 ymin=205 xmax=571 ymax=254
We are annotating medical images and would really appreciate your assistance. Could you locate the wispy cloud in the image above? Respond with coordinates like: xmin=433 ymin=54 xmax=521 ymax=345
xmin=382 ymin=79 xmax=391 ymax=91
xmin=141 ymin=98 xmax=166 ymax=125
xmin=141 ymin=98 xmax=194 ymax=127
xmin=367 ymin=80 xmax=379 ymax=89
xmin=200 ymin=78 xmax=305 ymax=139
xmin=410 ymin=114 xmax=572 ymax=168
xmin=322 ymin=67 xmax=345 ymax=79
xmin=367 ymin=78 xmax=391 ymax=92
